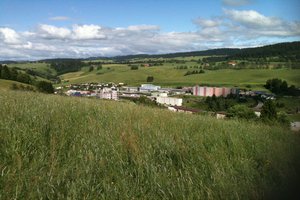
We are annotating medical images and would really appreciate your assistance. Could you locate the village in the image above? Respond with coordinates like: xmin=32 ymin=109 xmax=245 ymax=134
xmin=56 ymin=82 xmax=276 ymax=119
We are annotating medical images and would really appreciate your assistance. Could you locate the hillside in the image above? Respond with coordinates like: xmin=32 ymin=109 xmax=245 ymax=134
xmin=1 ymin=90 xmax=299 ymax=199
xmin=60 ymin=65 xmax=300 ymax=88
xmin=0 ymin=79 xmax=35 ymax=91
xmin=2 ymin=41 xmax=300 ymax=89
xmin=87 ymin=41 xmax=300 ymax=61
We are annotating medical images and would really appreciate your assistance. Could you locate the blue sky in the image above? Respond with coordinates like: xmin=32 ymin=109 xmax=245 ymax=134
xmin=0 ymin=0 xmax=299 ymax=60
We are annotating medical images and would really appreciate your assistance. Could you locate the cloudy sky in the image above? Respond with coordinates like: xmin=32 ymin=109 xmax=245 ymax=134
xmin=0 ymin=0 xmax=299 ymax=60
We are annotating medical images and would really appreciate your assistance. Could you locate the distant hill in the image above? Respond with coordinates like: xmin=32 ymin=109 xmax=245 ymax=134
xmin=85 ymin=41 xmax=300 ymax=61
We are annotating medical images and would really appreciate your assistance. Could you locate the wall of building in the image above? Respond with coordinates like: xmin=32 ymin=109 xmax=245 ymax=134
xmin=156 ymin=97 xmax=183 ymax=106
xmin=193 ymin=86 xmax=236 ymax=97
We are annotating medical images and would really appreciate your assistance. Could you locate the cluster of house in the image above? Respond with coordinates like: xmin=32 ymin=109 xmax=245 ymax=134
xmin=64 ymin=82 xmax=119 ymax=100
xmin=60 ymin=83 xmax=276 ymax=119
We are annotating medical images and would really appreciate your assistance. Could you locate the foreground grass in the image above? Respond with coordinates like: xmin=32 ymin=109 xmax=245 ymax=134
xmin=0 ymin=91 xmax=300 ymax=199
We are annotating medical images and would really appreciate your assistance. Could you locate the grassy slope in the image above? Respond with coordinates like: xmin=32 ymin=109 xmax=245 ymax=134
xmin=7 ymin=62 xmax=57 ymax=76
xmin=0 ymin=79 xmax=34 ymax=91
xmin=60 ymin=64 xmax=300 ymax=88
xmin=1 ymin=91 xmax=300 ymax=199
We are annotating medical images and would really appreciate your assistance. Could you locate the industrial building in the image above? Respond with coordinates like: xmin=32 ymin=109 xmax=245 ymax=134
xmin=192 ymin=86 xmax=238 ymax=97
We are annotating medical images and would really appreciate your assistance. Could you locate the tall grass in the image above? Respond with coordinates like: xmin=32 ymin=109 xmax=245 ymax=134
xmin=0 ymin=91 xmax=300 ymax=199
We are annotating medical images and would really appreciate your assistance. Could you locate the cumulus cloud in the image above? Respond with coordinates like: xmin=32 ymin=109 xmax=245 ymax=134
xmin=49 ymin=16 xmax=70 ymax=21
xmin=0 ymin=9 xmax=299 ymax=60
xmin=71 ymin=24 xmax=106 ymax=40
xmin=38 ymin=24 xmax=71 ymax=39
xmin=224 ymin=9 xmax=282 ymax=28
xmin=0 ymin=28 xmax=21 ymax=44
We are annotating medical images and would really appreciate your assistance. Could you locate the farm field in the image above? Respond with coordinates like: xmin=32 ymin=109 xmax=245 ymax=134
xmin=60 ymin=64 xmax=300 ymax=89
xmin=0 ymin=90 xmax=299 ymax=199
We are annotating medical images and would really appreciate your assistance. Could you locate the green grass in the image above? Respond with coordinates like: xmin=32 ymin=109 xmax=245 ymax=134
xmin=1 ymin=90 xmax=300 ymax=199
xmin=8 ymin=62 xmax=57 ymax=76
xmin=60 ymin=64 xmax=300 ymax=89
xmin=0 ymin=79 xmax=33 ymax=91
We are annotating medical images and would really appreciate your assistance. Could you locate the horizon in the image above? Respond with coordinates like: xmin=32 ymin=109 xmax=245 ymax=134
xmin=1 ymin=40 xmax=299 ymax=62
xmin=1 ymin=0 xmax=300 ymax=60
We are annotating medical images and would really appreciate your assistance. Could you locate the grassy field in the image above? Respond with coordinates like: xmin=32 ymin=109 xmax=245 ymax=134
xmin=1 ymin=90 xmax=300 ymax=199
xmin=60 ymin=64 xmax=300 ymax=89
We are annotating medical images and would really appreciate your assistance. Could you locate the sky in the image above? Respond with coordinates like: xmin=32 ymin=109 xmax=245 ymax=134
xmin=0 ymin=0 xmax=299 ymax=60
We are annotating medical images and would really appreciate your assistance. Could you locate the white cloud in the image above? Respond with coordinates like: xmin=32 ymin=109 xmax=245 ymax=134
xmin=224 ymin=9 xmax=282 ymax=28
xmin=38 ymin=24 xmax=71 ymax=39
xmin=193 ymin=18 xmax=221 ymax=28
xmin=49 ymin=16 xmax=70 ymax=21
xmin=127 ymin=25 xmax=160 ymax=31
xmin=0 ymin=28 xmax=21 ymax=44
xmin=71 ymin=24 xmax=106 ymax=40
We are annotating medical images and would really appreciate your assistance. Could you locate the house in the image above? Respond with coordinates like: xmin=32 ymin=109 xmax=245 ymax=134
xmin=228 ymin=61 xmax=237 ymax=66
xmin=291 ymin=122 xmax=300 ymax=132
xmin=216 ymin=112 xmax=227 ymax=119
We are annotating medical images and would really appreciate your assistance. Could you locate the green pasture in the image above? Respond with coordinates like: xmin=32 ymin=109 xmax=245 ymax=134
xmin=60 ymin=63 xmax=300 ymax=88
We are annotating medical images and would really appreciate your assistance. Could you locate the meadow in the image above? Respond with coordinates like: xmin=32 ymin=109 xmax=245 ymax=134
xmin=60 ymin=64 xmax=300 ymax=89
xmin=1 ymin=90 xmax=299 ymax=199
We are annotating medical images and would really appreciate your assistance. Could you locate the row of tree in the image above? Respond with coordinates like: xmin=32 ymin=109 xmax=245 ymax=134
xmin=184 ymin=70 xmax=205 ymax=76
xmin=265 ymin=78 xmax=299 ymax=96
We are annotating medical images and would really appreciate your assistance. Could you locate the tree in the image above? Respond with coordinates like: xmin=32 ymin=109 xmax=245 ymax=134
xmin=36 ymin=81 xmax=54 ymax=93
xmin=130 ymin=65 xmax=139 ymax=70
xmin=97 ymin=65 xmax=102 ymax=70
xmin=227 ymin=105 xmax=256 ymax=120
xmin=89 ymin=66 xmax=94 ymax=72
xmin=261 ymin=100 xmax=277 ymax=121
xmin=17 ymin=73 xmax=31 ymax=84
xmin=146 ymin=76 xmax=154 ymax=82
xmin=1 ymin=65 xmax=11 ymax=79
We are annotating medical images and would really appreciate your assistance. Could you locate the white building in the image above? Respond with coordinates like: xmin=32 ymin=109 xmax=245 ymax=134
xmin=151 ymin=92 xmax=168 ymax=97
xmin=140 ymin=84 xmax=161 ymax=92
xmin=193 ymin=86 xmax=237 ymax=97
xmin=156 ymin=97 xmax=183 ymax=106
xmin=98 ymin=88 xmax=118 ymax=100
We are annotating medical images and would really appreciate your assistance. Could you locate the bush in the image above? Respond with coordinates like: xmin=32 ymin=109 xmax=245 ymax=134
xmin=36 ymin=81 xmax=54 ymax=93
xmin=146 ymin=76 xmax=154 ymax=82
xmin=227 ymin=105 xmax=257 ymax=120
xmin=130 ymin=65 xmax=139 ymax=70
